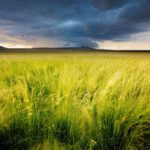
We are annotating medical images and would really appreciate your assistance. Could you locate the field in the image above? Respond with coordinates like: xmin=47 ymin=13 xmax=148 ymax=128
xmin=0 ymin=52 xmax=150 ymax=150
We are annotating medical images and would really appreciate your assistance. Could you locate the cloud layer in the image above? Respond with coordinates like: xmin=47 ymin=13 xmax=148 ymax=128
xmin=0 ymin=0 xmax=150 ymax=48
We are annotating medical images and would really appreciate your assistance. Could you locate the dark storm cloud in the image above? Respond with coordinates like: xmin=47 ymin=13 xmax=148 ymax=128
xmin=91 ymin=0 xmax=130 ymax=10
xmin=120 ymin=0 xmax=150 ymax=24
xmin=0 ymin=0 xmax=150 ymax=48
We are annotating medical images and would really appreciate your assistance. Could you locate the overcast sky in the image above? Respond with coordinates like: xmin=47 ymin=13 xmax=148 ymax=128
xmin=0 ymin=0 xmax=150 ymax=49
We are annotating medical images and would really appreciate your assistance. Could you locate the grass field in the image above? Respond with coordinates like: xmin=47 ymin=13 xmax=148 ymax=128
xmin=0 ymin=52 xmax=150 ymax=150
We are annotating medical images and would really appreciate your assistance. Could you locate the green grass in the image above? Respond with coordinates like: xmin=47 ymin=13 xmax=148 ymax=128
xmin=0 ymin=52 xmax=150 ymax=150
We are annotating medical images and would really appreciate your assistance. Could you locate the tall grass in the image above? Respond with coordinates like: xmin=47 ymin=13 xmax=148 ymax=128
xmin=0 ymin=53 xmax=150 ymax=150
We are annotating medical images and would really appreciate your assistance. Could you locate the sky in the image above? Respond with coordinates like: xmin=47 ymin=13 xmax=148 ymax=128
xmin=0 ymin=0 xmax=150 ymax=50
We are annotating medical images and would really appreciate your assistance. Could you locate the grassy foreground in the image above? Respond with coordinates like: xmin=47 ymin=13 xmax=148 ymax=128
xmin=0 ymin=52 xmax=150 ymax=150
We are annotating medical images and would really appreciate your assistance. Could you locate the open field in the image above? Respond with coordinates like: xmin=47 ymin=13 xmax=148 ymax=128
xmin=0 ymin=52 xmax=150 ymax=150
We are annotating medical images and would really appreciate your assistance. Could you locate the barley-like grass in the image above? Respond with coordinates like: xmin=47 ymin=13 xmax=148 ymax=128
xmin=0 ymin=52 xmax=150 ymax=150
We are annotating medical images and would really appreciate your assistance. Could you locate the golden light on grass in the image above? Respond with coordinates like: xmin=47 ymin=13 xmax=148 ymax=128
xmin=0 ymin=53 xmax=149 ymax=150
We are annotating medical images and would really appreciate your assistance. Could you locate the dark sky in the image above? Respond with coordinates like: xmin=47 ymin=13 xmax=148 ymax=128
xmin=0 ymin=0 xmax=150 ymax=49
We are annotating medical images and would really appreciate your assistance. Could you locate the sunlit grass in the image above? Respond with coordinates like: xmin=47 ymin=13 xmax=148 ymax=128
xmin=0 ymin=53 xmax=150 ymax=150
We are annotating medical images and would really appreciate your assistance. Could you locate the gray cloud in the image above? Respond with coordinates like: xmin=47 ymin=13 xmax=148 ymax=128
xmin=90 ymin=0 xmax=129 ymax=10
xmin=0 ymin=0 xmax=150 ymax=48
